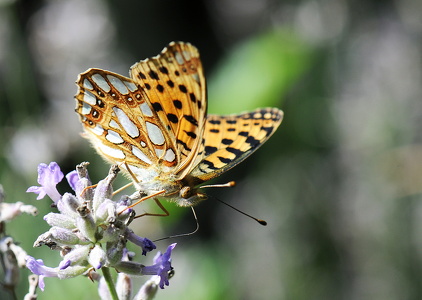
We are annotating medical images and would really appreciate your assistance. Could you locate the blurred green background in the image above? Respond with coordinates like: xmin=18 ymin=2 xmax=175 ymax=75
xmin=1 ymin=0 xmax=422 ymax=299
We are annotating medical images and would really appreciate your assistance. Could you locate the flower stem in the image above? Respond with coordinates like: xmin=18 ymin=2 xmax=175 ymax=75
xmin=102 ymin=267 xmax=119 ymax=300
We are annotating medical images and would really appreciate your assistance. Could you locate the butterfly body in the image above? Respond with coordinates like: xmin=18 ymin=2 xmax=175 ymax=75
xmin=132 ymin=171 xmax=205 ymax=207
xmin=75 ymin=42 xmax=283 ymax=207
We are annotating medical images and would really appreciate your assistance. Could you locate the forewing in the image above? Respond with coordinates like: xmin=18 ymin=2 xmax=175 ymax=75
xmin=129 ymin=42 xmax=207 ymax=178
xmin=75 ymin=69 xmax=179 ymax=173
xmin=189 ymin=108 xmax=283 ymax=184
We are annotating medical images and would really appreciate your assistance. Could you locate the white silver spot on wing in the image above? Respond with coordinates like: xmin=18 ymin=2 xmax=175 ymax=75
xmin=113 ymin=107 xmax=140 ymax=138
xmin=109 ymin=120 xmax=120 ymax=130
xmin=91 ymin=74 xmax=111 ymax=92
xmin=141 ymin=141 xmax=146 ymax=147
xmin=182 ymin=50 xmax=191 ymax=60
xmin=165 ymin=148 xmax=176 ymax=162
xmin=106 ymin=130 xmax=124 ymax=144
xmin=146 ymin=122 xmax=165 ymax=145
xmin=107 ymin=75 xmax=129 ymax=95
xmin=98 ymin=143 xmax=125 ymax=159
xmin=155 ymin=148 xmax=163 ymax=157
xmin=132 ymin=146 xmax=152 ymax=164
xmin=84 ymin=91 xmax=97 ymax=105
xmin=83 ymin=79 xmax=93 ymax=90
xmin=81 ymin=102 xmax=92 ymax=115
xmin=140 ymin=102 xmax=153 ymax=117
xmin=175 ymin=51 xmax=184 ymax=65
xmin=124 ymin=81 xmax=137 ymax=92
xmin=191 ymin=73 xmax=200 ymax=83
xmin=91 ymin=124 xmax=104 ymax=136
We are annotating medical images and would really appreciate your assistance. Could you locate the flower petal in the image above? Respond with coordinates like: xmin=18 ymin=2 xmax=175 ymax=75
xmin=127 ymin=230 xmax=156 ymax=256
xmin=141 ymin=243 xmax=176 ymax=289
xmin=27 ymin=162 xmax=64 ymax=203
xmin=66 ymin=170 xmax=79 ymax=191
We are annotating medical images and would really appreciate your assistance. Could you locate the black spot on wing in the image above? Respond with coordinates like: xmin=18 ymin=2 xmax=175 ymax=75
xmin=97 ymin=99 xmax=105 ymax=108
xmin=159 ymin=66 xmax=169 ymax=74
xmin=185 ymin=115 xmax=198 ymax=126
xmin=92 ymin=109 xmax=99 ymax=119
xmin=189 ymin=93 xmax=196 ymax=103
xmin=149 ymin=70 xmax=159 ymax=80
xmin=218 ymin=156 xmax=232 ymax=164
xmin=152 ymin=102 xmax=163 ymax=112
xmin=176 ymin=139 xmax=191 ymax=151
xmin=167 ymin=113 xmax=178 ymax=123
xmin=226 ymin=147 xmax=243 ymax=158
xmin=200 ymin=160 xmax=217 ymax=171
xmin=156 ymin=84 xmax=164 ymax=93
xmin=245 ymin=136 xmax=260 ymax=148
xmin=97 ymin=90 xmax=105 ymax=97
xmin=173 ymin=100 xmax=182 ymax=109
xmin=167 ymin=80 xmax=174 ymax=88
xmin=204 ymin=146 xmax=218 ymax=156
xmin=184 ymin=131 xmax=197 ymax=139
xmin=261 ymin=126 xmax=274 ymax=137
xmin=179 ymin=85 xmax=188 ymax=93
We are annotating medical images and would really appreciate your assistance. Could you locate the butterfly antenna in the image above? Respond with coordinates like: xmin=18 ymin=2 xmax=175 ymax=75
xmin=208 ymin=194 xmax=267 ymax=226
xmin=199 ymin=181 xmax=266 ymax=225
xmin=200 ymin=181 xmax=236 ymax=189
xmin=153 ymin=206 xmax=199 ymax=242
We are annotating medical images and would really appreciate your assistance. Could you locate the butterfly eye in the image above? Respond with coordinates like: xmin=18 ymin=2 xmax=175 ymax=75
xmin=180 ymin=186 xmax=191 ymax=199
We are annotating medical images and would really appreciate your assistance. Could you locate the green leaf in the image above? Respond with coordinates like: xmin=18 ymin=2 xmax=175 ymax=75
xmin=208 ymin=30 xmax=314 ymax=114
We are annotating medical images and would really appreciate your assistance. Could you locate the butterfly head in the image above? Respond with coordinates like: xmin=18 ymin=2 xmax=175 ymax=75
xmin=162 ymin=185 xmax=208 ymax=207
xmin=170 ymin=179 xmax=237 ymax=207
xmin=130 ymin=173 xmax=208 ymax=207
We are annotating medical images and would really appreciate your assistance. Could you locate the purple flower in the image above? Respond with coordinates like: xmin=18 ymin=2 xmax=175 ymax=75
xmin=127 ymin=230 xmax=156 ymax=256
xmin=65 ymin=170 xmax=79 ymax=191
xmin=142 ymin=243 xmax=176 ymax=289
xmin=26 ymin=256 xmax=59 ymax=291
xmin=26 ymin=162 xmax=63 ymax=203
xmin=26 ymin=255 xmax=88 ymax=291
xmin=27 ymin=162 xmax=178 ymax=296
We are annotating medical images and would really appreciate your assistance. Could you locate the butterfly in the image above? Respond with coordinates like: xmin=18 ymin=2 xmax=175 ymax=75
xmin=75 ymin=41 xmax=283 ymax=212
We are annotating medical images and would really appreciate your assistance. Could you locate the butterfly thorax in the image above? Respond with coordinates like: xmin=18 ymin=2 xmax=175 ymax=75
xmin=162 ymin=187 xmax=208 ymax=207
xmin=130 ymin=168 xmax=207 ymax=207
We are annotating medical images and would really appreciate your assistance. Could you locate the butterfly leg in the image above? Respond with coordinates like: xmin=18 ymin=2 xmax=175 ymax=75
xmin=135 ymin=198 xmax=170 ymax=218
xmin=119 ymin=190 xmax=166 ymax=215
xmin=79 ymin=184 xmax=98 ymax=198
xmin=112 ymin=181 xmax=134 ymax=196
xmin=123 ymin=162 xmax=140 ymax=184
